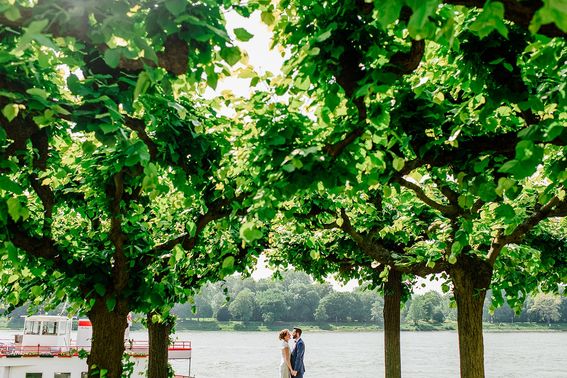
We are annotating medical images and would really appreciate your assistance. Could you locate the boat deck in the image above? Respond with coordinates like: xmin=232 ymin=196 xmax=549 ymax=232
xmin=0 ymin=339 xmax=191 ymax=359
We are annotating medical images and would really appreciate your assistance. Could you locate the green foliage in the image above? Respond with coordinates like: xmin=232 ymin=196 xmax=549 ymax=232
xmin=530 ymin=0 xmax=567 ymax=34
xmin=1 ymin=1 xmax=566 ymax=375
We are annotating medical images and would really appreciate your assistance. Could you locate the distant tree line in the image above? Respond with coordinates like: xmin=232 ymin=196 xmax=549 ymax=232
xmin=171 ymin=271 xmax=378 ymax=323
xmin=169 ymin=272 xmax=567 ymax=326
xmin=2 ymin=272 xmax=565 ymax=328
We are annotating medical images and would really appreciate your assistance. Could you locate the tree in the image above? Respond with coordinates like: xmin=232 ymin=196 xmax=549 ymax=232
xmin=286 ymin=283 xmax=321 ymax=322
xmin=228 ymin=288 xmax=257 ymax=321
xmin=528 ymin=293 xmax=562 ymax=325
xmin=0 ymin=1 xmax=261 ymax=376
xmin=370 ymin=297 xmax=385 ymax=325
xmin=216 ymin=305 xmax=231 ymax=322
xmin=256 ymin=288 xmax=288 ymax=322
xmin=351 ymin=291 xmax=375 ymax=322
xmin=560 ymin=296 xmax=567 ymax=322
xmin=244 ymin=2 xmax=567 ymax=377
xmin=407 ymin=291 xmax=447 ymax=324
xmin=315 ymin=292 xmax=361 ymax=322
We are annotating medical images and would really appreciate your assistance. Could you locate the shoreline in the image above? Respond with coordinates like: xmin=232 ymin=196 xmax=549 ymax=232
xmin=1 ymin=319 xmax=565 ymax=333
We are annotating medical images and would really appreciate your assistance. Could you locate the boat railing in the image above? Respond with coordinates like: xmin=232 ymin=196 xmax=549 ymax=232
xmin=0 ymin=340 xmax=191 ymax=357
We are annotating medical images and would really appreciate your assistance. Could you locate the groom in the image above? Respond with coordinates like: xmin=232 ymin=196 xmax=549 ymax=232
xmin=291 ymin=327 xmax=306 ymax=378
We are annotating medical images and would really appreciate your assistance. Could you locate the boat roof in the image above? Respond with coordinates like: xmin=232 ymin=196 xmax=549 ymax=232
xmin=23 ymin=315 xmax=72 ymax=322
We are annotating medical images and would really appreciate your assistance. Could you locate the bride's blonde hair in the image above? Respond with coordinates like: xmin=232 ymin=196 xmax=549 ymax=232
xmin=278 ymin=329 xmax=290 ymax=340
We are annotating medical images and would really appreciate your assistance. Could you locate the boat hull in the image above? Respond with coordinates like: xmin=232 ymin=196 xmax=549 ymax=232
xmin=0 ymin=356 xmax=149 ymax=378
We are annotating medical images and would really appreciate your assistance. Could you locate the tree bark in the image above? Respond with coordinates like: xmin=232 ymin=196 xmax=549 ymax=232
xmin=87 ymin=297 xmax=129 ymax=377
xmin=147 ymin=313 xmax=173 ymax=378
xmin=383 ymin=268 xmax=402 ymax=378
xmin=450 ymin=254 xmax=493 ymax=378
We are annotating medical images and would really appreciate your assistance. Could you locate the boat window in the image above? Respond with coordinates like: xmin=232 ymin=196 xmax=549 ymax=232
xmin=24 ymin=321 xmax=41 ymax=335
xmin=41 ymin=321 xmax=58 ymax=335
xmin=25 ymin=374 xmax=42 ymax=378
xmin=58 ymin=321 xmax=67 ymax=335
xmin=54 ymin=374 xmax=71 ymax=378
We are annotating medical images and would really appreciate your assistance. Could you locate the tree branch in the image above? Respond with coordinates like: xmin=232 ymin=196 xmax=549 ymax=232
xmin=487 ymin=196 xmax=567 ymax=264
xmin=147 ymin=195 xmax=243 ymax=263
xmin=394 ymin=177 xmax=460 ymax=217
xmin=109 ymin=171 xmax=129 ymax=292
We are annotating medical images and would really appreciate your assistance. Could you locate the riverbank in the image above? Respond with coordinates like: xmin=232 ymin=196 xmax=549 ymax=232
xmin=147 ymin=319 xmax=567 ymax=332
xmin=1 ymin=317 xmax=565 ymax=332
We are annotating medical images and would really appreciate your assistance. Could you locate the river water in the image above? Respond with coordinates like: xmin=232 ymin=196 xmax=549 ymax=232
xmin=171 ymin=330 xmax=567 ymax=378
xmin=2 ymin=330 xmax=565 ymax=377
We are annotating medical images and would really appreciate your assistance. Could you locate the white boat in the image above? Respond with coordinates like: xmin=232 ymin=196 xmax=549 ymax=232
xmin=0 ymin=315 xmax=193 ymax=378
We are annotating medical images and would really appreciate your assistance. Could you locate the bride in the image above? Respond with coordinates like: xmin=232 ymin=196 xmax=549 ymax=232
xmin=278 ymin=329 xmax=297 ymax=378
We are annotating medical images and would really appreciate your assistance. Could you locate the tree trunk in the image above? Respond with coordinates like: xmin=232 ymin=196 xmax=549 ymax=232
xmin=147 ymin=313 xmax=173 ymax=378
xmin=451 ymin=254 xmax=493 ymax=378
xmin=87 ymin=297 xmax=129 ymax=377
xmin=383 ymin=268 xmax=402 ymax=378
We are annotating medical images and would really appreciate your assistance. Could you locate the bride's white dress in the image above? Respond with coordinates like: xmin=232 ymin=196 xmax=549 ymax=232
xmin=279 ymin=340 xmax=291 ymax=378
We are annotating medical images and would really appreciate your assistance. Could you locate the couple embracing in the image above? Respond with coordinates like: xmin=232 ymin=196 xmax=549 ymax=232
xmin=278 ymin=327 xmax=306 ymax=378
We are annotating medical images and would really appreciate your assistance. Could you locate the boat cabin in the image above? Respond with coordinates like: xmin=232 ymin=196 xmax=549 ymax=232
xmin=20 ymin=316 xmax=72 ymax=351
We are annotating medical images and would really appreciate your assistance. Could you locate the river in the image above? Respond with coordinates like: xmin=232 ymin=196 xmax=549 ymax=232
xmin=2 ymin=330 xmax=566 ymax=377
xmin=173 ymin=330 xmax=567 ymax=378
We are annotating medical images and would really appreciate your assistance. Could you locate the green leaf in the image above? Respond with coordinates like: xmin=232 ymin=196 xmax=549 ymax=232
xmin=325 ymin=92 xmax=340 ymax=111
xmin=7 ymin=292 xmax=19 ymax=306
xmin=3 ymin=6 xmax=21 ymax=22
xmin=451 ymin=241 xmax=463 ymax=254
xmin=165 ymin=0 xmax=186 ymax=16
xmin=103 ymin=48 xmax=122 ymax=68
xmin=477 ymin=182 xmax=497 ymax=202
xmin=222 ymin=255 xmax=235 ymax=269
xmin=498 ymin=159 xmax=519 ymax=174
xmin=134 ymin=71 xmax=151 ymax=101
xmin=8 ymin=274 xmax=19 ymax=284
xmin=0 ymin=176 xmax=23 ymax=194
xmin=515 ymin=140 xmax=536 ymax=161
xmin=294 ymin=76 xmax=311 ymax=90
xmin=495 ymin=177 xmax=514 ymax=196
xmin=261 ymin=11 xmax=276 ymax=26
xmin=124 ymin=153 xmax=140 ymax=167
xmin=374 ymin=0 xmax=403 ymax=27
xmin=99 ymin=123 xmax=119 ymax=134
xmin=30 ymin=285 xmax=43 ymax=297
xmin=406 ymin=0 xmax=440 ymax=39
xmin=26 ymin=88 xmax=49 ymax=99
xmin=469 ymin=2 xmax=509 ymax=38
xmin=392 ymin=157 xmax=405 ymax=171
xmin=240 ymin=222 xmax=263 ymax=243
xmin=106 ymin=296 xmax=116 ymax=312
xmin=220 ymin=46 xmax=241 ymax=66
xmin=7 ymin=197 xmax=26 ymax=222
xmin=458 ymin=195 xmax=474 ymax=209
xmin=94 ymin=283 xmax=106 ymax=297
xmin=221 ymin=256 xmax=236 ymax=274
xmin=185 ymin=221 xmax=197 ymax=237
xmin=234 ymin=28 xmax=254 ymax=42
xmin=315 ymin=27 xmax=334 ymax=42
xmin=27 ymin=19 xmax=49 ymax=35
xmin=495 ymin=204 xmax=516 ymax=222
xmin=82 ymin=141 xmax=97 ymax=155
xmin=32 ymin=34 xmax=57 ymax=50
xmin=530 ymin=0 xmax=567 ymax=34
xmin=2 ymin=103 xmax=19 ymax=122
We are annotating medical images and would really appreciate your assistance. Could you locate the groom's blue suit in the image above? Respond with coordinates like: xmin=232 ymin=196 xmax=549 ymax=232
xmin=291 ymin=338 xmax=305 ymax=378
